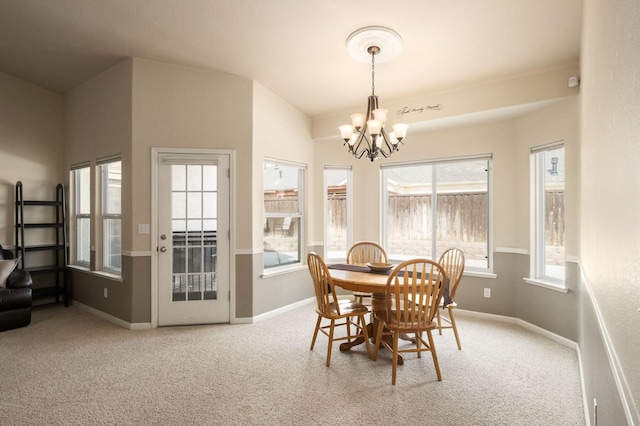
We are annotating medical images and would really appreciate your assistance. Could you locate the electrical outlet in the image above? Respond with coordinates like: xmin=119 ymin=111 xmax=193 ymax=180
xmin=104 ymin=288 xmax=108 ymax=298
xmin=483 ymin=288 xmax=491 ymax=298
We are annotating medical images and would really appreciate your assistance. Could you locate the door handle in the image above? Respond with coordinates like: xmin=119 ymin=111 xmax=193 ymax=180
xmin=159 ymin=246 xmax=167 ymax=252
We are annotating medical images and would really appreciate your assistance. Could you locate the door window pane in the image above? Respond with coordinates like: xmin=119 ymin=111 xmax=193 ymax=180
xmin=171 ymin=164 xmax=218 ymax=301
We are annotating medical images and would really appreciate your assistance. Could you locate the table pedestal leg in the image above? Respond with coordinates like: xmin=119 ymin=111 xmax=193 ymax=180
xmin=339 ymin=293 xmax=404 ymax=365
xmin=339 ymin=323 xmax=371 ymax=352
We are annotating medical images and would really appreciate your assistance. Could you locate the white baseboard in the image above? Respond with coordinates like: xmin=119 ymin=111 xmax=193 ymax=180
xmin=73 ymin=300 xmax=152 ymax=330
xmin=237 ymin=297 xmax=316 ymax=324
xmin=74 ymin=297 xmax=317 ymax=328
xmin=455 ymin=309 xmax=577 ymax=350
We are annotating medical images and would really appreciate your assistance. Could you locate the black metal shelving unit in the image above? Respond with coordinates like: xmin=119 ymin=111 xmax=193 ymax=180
xmin=15 ymin=181 xmax=69 ymax=306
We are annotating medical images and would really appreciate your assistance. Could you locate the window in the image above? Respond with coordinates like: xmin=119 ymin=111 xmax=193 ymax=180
xmin=99 ymin=159 xmax=122 ymax=274
xmin=70 ymin=165 xmax=91 ymax=267
xmin=382 ymin=156 xmax=491 ymax=271
xmin=531 ymin=143 xmax=565 ymax=284
xmin=263 ymin=160 xmax=305 ymax=269
xmin=170 ymin=163 xmax=218 ymax=301
xmin=324 ymin=166 xmax=352 ymax=261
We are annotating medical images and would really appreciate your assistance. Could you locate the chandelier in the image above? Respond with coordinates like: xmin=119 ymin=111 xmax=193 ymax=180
xmin=339 ymin=27 xmax=408 ymax=162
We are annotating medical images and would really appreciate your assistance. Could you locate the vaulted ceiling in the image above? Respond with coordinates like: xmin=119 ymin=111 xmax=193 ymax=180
xmin=0 ymin=0 xmax=582 ymax=119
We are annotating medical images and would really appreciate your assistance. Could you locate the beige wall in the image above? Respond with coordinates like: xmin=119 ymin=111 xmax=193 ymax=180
xmin=131 ymin=58 xmax=253 ymax=251
xmin=63 ymin=57 xmax=316 ymax=321
xmin=314 ymin=113 xmax=520 ymax=248
xmin=0 ymin=71 xmax=64 ymax=246
xmin=65 ymin=58 xmax=133 ymax=250
xmin=312 ymin=63 xmax=580 ymax=250
xmin=581 ymin=0 xmax=640 ymax=423
xmin=131 ymin=58 xmax=254 ymax=320
xmin=313 ymin=63 xmax=580 ymax=140
xmin=251 ymin=81 xmax=316 ymax=315
xmin=64 ymin=58 xmax=135 ymax=319
xmin=251 ymin=81 xmax=313 ymax=247
xmin=514 ymin=96 xmax=580 ymax=256
xmin=313 ymin=97 xmax=579 ymax=254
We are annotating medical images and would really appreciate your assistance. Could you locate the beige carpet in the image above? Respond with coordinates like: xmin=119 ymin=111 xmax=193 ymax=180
xmin=0 ymin=303 xmax=585 ymax=425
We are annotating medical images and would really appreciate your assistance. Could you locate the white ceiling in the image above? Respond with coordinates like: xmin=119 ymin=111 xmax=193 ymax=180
xmin=0 ymin=0 xmax=582 ymax=119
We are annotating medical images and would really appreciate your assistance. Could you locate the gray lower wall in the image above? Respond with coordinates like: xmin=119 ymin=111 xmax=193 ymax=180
xmin=444 ymin=252 xmax=580 ymax=341
xmin=516 ymin=259 xmax=580 ymax=342
xmin=69 ymin=254 xmax=151 ymax=324
xmin=235 ymin=244 xmax=322 ymax=319
xmin=456 ymin=252 xmax=522 ymax=318
xmin=579 ymin=274 xmax=628 ymax=426
xmin=235 ymin=253 xmax=254 ymax=318
xmin=250 ymin=252 xmax=315 ymax=318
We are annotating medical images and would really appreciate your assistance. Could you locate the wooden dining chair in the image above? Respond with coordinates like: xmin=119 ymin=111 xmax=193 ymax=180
xmin=372 ymin=258 xmax=447 ymax=385
xmin=346 ymin=241 xmax=388 ymax=304
xmin=307 ymin=252 xmax=372 ymax=367
xmin=436 ymin=248 xmax=465 ymax=349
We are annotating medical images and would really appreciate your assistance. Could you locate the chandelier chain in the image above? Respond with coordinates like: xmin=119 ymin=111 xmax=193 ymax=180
xmin=371 ymin=50 xmax=376 ymax=96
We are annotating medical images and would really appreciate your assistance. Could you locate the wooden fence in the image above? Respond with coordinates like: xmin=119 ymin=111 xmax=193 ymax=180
xmin=268 ymin=191 xmax=564 ymax=255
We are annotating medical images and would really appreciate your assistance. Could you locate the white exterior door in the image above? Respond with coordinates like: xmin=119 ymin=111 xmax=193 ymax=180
xmin=157 ymin=153 xmax=230 ymax=326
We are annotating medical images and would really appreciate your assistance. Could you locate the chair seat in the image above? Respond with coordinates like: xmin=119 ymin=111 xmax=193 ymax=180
xmin=325 ymin=300 xmax=369 ymax=317
xmin=374 ymin=310 xmax=437 ymax=333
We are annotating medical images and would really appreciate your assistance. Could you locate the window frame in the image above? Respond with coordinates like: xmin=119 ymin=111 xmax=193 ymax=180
xmin=381 ymin=155 xmax=493 ymax=272
xmin=529 ymin=141 xmax=566 ymax=290
xmin=70 ymin=164 xmax=91 ymax=268
xmin=98 ymin=157 xmax=122 ymax=276
xmin=262 ymin=158 xmax=306 ymax=273
xmin=323 ymin=166 xmax=352 ymax=262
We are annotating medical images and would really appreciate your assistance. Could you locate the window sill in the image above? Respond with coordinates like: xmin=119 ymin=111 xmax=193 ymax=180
xmin=261 ymin=264 xmax=307 ymax=278
xmin=93 ymin=270 xmax=123 ymax=282
xmin=464 ymin=270 xmax=497 ymax=279
xmin=67 ymin=265 xmax=123 ymax=282
xmin=67 ymin=264 xmax=91 ymax=273
xmin=523 ymin=278 xmax=568 ymax=293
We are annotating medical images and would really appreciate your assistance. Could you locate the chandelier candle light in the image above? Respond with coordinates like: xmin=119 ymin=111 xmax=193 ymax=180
xmin=339 ymin=26 xmax=408 ymax=162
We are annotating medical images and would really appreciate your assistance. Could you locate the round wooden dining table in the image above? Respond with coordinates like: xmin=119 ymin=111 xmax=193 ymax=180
xmin=327 ymin=266 xmax=389 ymax=309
